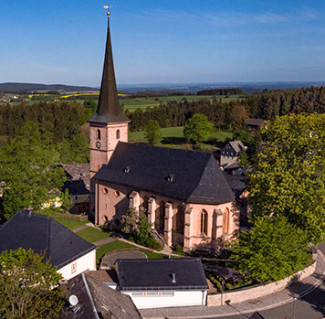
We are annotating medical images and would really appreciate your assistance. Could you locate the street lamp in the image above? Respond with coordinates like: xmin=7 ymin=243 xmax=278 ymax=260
xmin=290 ymin=293 xmax=300 ymax=319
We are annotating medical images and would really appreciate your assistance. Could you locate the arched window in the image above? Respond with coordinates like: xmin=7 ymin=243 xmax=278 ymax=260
xmin=97 ymin=129 xmax=101 ymax=140
xmin=200 ymin=210 xmax=208 ymax=235
xmin=116 ymin=129 xmax=120 ymax=139
xmin=223 ymin=208 xmax=230 ymax=234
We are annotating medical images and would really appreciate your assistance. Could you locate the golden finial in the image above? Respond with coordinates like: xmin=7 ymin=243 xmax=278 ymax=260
xmin=104 ymin=5 xmax=112 ymax=16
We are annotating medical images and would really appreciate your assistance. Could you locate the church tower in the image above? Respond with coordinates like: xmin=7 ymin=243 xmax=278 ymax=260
xmin=88 ymin=10 xmax=130 ymax=180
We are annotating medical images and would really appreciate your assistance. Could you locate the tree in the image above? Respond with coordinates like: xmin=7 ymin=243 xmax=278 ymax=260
xmin=144 ymin=120 xmax=162 ymax=145
xmin=231 ymin=216 xmax=311 ymax=283
xmin=183 ymin=114 xmax=212 ymax=148
xmin=0 ymin=248 xmax=64 ymax=318
xmin=249 ymin=114 xmax=325 ymax=243
xmin=121 ymin=208 xmax=160 ymax=249
xmin=0 ymin=121 xmax=66 ymax=219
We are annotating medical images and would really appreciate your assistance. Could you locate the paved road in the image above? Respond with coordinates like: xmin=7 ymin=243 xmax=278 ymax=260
xmin=215 ymin=280 xmax=325 ymax=319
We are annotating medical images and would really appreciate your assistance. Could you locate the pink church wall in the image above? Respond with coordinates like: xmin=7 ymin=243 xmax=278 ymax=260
xmin=95 ymin=181 xmax=239 ymax=251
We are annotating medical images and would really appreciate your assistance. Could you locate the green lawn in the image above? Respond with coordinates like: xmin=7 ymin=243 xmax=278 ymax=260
xmin=129 ymin=126 xmax=233 ymax=150
xmin=76 ymin=227 xmax=111 ymax=243
xmin=54 ymin=217 xmax=89 ymax=230
xmin=96 ymin=240 xmax=168 ymax=264
xmin=96 ymin=240 xmax=138 ymax=264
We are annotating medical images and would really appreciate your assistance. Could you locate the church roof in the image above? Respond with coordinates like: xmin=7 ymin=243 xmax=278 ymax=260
xmin=116 ymin=258 xmax=208 ymax=291
xmin=88 ymin=16 xmax=129 ymax=125
xmin=95 ymin=142 xmax=235 ymax=204
xmin=0 ymin=211 xmax=96 ymax=268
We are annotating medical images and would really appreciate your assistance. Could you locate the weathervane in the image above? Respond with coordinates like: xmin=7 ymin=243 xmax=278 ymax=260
xmin=104 ymin=5 xmax=112 ymax=16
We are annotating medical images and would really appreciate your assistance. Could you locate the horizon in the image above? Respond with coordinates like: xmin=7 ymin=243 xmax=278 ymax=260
xmin=1 ymin=1 xmax=325 ymax=86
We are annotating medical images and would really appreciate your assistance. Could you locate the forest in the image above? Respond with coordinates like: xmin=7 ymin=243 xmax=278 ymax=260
xmin=0 ymin=86 xmax=324 ymax=163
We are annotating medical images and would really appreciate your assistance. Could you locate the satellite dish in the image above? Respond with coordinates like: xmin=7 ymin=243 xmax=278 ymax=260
xmin=69 ymin=295 xmax=79 ymax=307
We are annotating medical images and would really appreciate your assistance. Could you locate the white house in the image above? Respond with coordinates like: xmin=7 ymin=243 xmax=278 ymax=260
xmin=0 ymin=210 xmax=97 ymax=280
xmin=116 ymin=258 xmax=208 ymax=309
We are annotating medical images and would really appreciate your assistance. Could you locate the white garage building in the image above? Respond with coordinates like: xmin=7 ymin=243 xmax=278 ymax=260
xmin=116 ymin=258 xmax=208 ymax=309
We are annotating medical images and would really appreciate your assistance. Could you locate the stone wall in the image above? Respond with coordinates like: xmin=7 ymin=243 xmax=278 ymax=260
xmin=207 ymin=260 xmax=316 ymax=306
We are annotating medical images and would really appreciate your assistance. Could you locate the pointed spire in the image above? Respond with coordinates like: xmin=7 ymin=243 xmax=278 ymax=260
xmin=89 ymin=13 xmax=129 ymax=124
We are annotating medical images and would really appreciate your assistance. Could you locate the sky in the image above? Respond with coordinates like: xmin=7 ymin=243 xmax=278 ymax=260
xmin=1 ymin=0 xmax=325 ymax=86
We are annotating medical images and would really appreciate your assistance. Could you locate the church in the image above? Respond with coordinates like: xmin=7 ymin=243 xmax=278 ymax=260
xmin=88 ymin=12 xmax=239 ymax=252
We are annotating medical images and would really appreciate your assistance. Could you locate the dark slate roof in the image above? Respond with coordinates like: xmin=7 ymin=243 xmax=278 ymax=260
xmin=60 ymin=273 xmax=142 ymax=319
xmin=61 ymin=163 xmax=90 ymax=195
xmin=223 ymin=172 xmax=247 ymax=198
xmin=246 ymin=118 xmax=265 ymax=127
xmin=0 ymin=211 xmax=96 ymax=268
xmin=116 ymin=258 xmax=208 ymax=291
xmin=88 ymin=17 xmax=129 ymax=125
xmin=249 ymin=312 xmax=265 ymax=319
xmin=63 ymin=179 xmax=89 ymax=196
xmin=95 ymin=142 xmax=235 ymax=205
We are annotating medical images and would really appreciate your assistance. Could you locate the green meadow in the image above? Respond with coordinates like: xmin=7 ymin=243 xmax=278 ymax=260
xmin=129 ymin=126 xmax=233 ymax=150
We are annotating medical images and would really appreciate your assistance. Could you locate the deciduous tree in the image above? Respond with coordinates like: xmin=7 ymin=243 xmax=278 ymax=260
xmin=183 ymin=114 xmax=212 ymax=148
xmin=0 ymin=121 xmax=66 ymax=219
xmin=231 ymin=216 xmax=311 ymax=283
xmin=144 ymin=120 xmax=162 ymax=145
xmin=0 ymin=248 xmax=64 ymax=319
xmin=249 ymin=114 xmax=325 ymax=243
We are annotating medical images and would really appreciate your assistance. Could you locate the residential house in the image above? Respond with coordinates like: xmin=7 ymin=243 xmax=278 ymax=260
xmin=61 ymin=163 xmax=90 ymax=213
xmin=116 ymin=258 xmax=208 ymax=309
xmin=0 ymin=210 xmax=96 ymax=280
xmin=220 ymin=140 xmax=247 ymax=167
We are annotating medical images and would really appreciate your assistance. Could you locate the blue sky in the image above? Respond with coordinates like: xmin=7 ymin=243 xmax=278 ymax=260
xmin=1 ymin=0 xmax=325 ymax=86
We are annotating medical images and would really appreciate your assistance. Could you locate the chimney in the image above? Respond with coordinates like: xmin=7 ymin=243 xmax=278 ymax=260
xmin=171 ymin=273 xmax=176 ymax=284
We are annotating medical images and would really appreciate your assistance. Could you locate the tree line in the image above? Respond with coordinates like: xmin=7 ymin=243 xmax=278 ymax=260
xmin=126 ymin=86 xmax=325 ymax=132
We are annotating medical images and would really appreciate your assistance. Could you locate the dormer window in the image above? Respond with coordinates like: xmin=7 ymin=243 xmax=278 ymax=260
xmin=116 ymin=129 xmax=120 ymax=139
xmin=166 ymin=174 xmax=174 ymax=182
xmin=123 ymin=166 xmax=130 ymax=173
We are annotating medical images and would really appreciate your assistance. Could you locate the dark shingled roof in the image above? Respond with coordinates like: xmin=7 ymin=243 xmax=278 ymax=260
xmin=0 ymin=211 xmax=96 ymax=268
xmin=246 ymin=118 xmax=265 ymax=127
xmin=60 ymin=273 xmax=142 ymax=319
xmin=88 ymin=16 xmax=129 ymax=125
xmin=95 ymin=142 xmax=235 ymax=204
xmin=116 ymin=258 xmax=208 ymax=291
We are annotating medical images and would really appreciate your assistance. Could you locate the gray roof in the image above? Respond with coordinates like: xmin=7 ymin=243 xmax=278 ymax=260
xmin=60 ymin=273 xmax=142 ymax=319
xmin=228 ymin=140 xmax=246 ymax=153
xmin=116 ymin=258 xmax=208 ymax=291
xmin=88 ymin=17 xmax=129 ymax=125
xmin=95 ymin=142 xmax=235 ymax=205
xmin=61 ymin=163 xmax=90 ymax=195
xmin=246 ymin=118 xmax=265 ymax=127
xmin=0 ymin=211 xmax=96 ymax=268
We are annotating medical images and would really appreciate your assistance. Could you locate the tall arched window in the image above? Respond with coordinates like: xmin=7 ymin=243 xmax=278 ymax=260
xmin=200 ymin=210 xmax=208 ymax=235
xmin=97 ymin=129 xmax=101 ymax=140
xmin=116 ymin=129 xmax=120 ymax=139
xmin=223 ymin=208 xmax=230 ymax=234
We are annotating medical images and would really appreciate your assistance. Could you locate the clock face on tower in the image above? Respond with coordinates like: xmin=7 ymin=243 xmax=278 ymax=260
xmin=96 ymin=141 xmax=101 ymax=149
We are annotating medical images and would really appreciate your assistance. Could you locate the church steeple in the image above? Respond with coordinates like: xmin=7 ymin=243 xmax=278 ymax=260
xmin=88 ymin=12 xmax=129 ymax=124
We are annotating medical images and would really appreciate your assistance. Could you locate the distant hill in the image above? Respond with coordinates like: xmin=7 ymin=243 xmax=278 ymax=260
xmin=0 ymin=82 xmax=97 ymax=93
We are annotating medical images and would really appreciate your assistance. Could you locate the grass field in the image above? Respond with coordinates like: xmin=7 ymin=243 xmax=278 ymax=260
xmin=122 ymin=95 xmax=243 ymax=112
xmin=76 ymin=227 xmax=111 ymax=243
xmin=54 ymin=216 xmax=89 ymax=230
xmin=129 ymin=126 xmax=233 ymax=150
